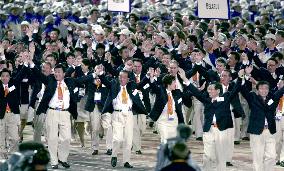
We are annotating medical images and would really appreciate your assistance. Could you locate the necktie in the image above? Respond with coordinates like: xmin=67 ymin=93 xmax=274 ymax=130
xmin=121 ymin=87 xmax=128 ymax=104
xmin=58 ymin=82 xmax=63 ymax=100
xmin=95 ymin=79 xmax=101 ymax=89
xmin=278 ymin=96 xmax=284 ymax=113
xmin=4 ymin=85 xmax=8 ymax=97
xmin=192 ymin=72 xmax=199 ymax=82
xmin=4 ymin=86 xmax=10 ymax=112
xmin=167 ymin=93 xmax=173 ymax=115
xmin=135 ymin=75 xmax=140 ymax=83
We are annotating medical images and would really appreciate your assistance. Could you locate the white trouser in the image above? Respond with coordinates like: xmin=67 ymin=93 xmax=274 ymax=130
xmin=20 ymin=104 xmax=29 ymax=120
xmin=89 ymin=105 xmax=112 ymax=150
xmin=275 ymin=117 xmax=284 ymax=161
xmin=0 ymin=112 xmax=20 ymax=159
xmin=250 ymin=130 xmax=276 ymax=171
xmin=46 ymin=109 xmax=71 ymax=165
xmin=132 ymin=114 xmax=146 ymax=151
xmin=33 ymin=113 xmax=47 ymax=143
xmin=203 ymin=126 xmax=227 ymax=171
xmin=157 ymin=123 xmax=177 ymax=144
xmin=234 ymin=117 xmax=241 ymax=141
xmin=192 ymin=97 xmax=204 ymax=138
xmin=182 ymin=104 xmax=191 ymax=124
xmin=225 ymin=128 xmax=234 ymax=162
xmin=240 ymin=94 xmax=250 ymax=138
xmin=111 ymin=111 xmax=133 ymax=163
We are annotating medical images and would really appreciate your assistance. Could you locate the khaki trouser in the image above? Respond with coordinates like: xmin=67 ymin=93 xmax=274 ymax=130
xmin=234 ymin=117 xmax=241 ymax=141
xmin=250 ymin=130 xmax=276 ymax=171
xmin=276 ymin=117 xmax=284 ymax=161
xmin=203 ymin=126 xmax=227 ymax=171
xmin=192 ymin=97 xmax=204 ymax=138
xmin=240 ymin=94 xmax=250 ymax=138
xmin=45 ymin=109 xmax=71 ymax=165
xmin=157 ymin=123 xmax=178 ymax=144
xmin=89 ymin=105 xmax=112 ymax=150
xmin=111 ymin=111 xmax=133 ymax=163
xmin=132 ymin=114 xmax=146 ymax=151
xmin=0 ymin=112 xmax=20 ymax=159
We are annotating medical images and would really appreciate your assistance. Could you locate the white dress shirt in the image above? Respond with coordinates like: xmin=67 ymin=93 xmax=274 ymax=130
xmin=113 ymin=86 xmax=133 ymax=113
xmin=49 ymin=80 xmax=70 ymax=109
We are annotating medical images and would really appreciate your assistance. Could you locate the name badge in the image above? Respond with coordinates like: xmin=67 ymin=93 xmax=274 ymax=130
xmin=132 ymin=89 xmax=138 ymax=96
xmin=267 ymin=99 xmax=274 ymax=106
xmin=143 ymin=83 xmax=150 ymax=89
xmin=22 ymin=79 xmax=28 ymax=82
xmin=9 ymin=85 xmax=16 ymax=92
xmin=217 ymin=97 xmax=224 ymax=102
xmin=178 ymin=98 xmax=182 ymax=104
xmin=94 ymin=92 xmax=101 ymax=101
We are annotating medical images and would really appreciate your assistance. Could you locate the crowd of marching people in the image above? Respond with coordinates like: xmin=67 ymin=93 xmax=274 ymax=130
xmin=0 ymin=0 xmax=284 ymax=170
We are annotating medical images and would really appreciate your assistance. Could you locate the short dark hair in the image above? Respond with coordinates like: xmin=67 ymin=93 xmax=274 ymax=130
xmin=82 ymin=58 xmax=91 ymax=69
xmin=54 ymin=63 xmax=66 ymax=73
xmin=229 ymin=51 xmax=240 ymax=61
xmin=256 ymin=81 xmax=270 ymax=90
xmin=271 ymin=52 xmax=284 ymax=60
xmin=208 ymin=82 xmax=222 ymax=92
xmin=267 ymin=58 xmax=278 ymax=64
xmin=66 ymin=52 xmax=75 ymax=58
xmin=133 ymin=58 xmax=143 ymax=64
xmin=216 ymin=57 xmax=227 ymax=66
xmin=96 ymin=43 xmax=105 ymax=50
xmin=276 ymin=30 xmax=284 ymax=38
xmin=0 ymin=68 xmax=11 ymax=76
xmin=222 ymin=69 xmax=232 ymax=77
xmin=162 ymin=74 xmax=176 ymax=88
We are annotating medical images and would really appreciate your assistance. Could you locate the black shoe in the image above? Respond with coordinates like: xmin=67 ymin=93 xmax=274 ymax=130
xmin=226 ymin=162 xmax=233 ymax=166
xmin=92 ymin=150 xmax=98 ymax=155
xmin=111 ymin=157 xmax=117 ymax=167
xmin=276 ymin=160 xmax=281 ymax=165
xmin=105 ymin=149 xmax=112 ymax=155
xmin=51 ymin=165 xmax=58 ymax=169
xmin=124 ymin=162 xmax=133 ymax=168
xmin=234 ymin=141 xmax=240 ymax=145
xmin=196 ymin=137 xmax=203 ymax=141
xmin=149 ymin=122 xmax=154 ymax=128
xmin=99 ymin=133 xmax=104 ymax=139
xmin=280 ymin=161 xmax=284 ymax=167
xmin=58 ymin=160 xmax=70 ymax=168
xmin=26 ymin=121 xmax=33 ymax=125
xmin=153 ymin=130 xmax=158 ymax=134
xmin=135 ymin=150 xmax=142 ymax=155
xmin=242 ymin=137 xmax=250 ymax=141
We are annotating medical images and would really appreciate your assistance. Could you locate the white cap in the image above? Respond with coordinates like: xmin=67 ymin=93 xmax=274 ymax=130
xmin=118 ymin=29 xmax=133 ymax=36
xmin=157 ymin=32 xmax=169 ymax=39
xmin=216 ymin=33 xmax=227 ymax=44
xmin=94 ymin=28 xmax=105 ymax=35
xmin=265 ymin=33 xmax=276 ymax=40
xmin=238 ymin=34 xmax=249 ymax=42
xmin=21 ymin=21 xmax=29 ymax=26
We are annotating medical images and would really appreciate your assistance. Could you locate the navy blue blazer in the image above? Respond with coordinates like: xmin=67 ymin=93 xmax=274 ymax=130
xmin=186 ymin=78 xmax=242 ymax=132
xmin=241 ymin=81 xmax=284 ymax=135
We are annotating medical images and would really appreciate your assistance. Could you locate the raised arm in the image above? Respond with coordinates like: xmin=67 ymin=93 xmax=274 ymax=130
xmin=178 ymin=68 xmax=209 ymax=104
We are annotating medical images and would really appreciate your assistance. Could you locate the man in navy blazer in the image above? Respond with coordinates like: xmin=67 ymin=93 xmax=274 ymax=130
xmin=241 ymin=65 xmax=284 ymax=171
xmin=0 ymin=68 xmax=26 ymax=160
xmin=29 ymin=61 xmax=95 ymax=169
xmin=97 ymin=68 xmax=147 ymax=169
xmin=183 ymin=67 xmax=244 ymax=171
xmin=148 ymin=67 xmax=190 ymax=144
